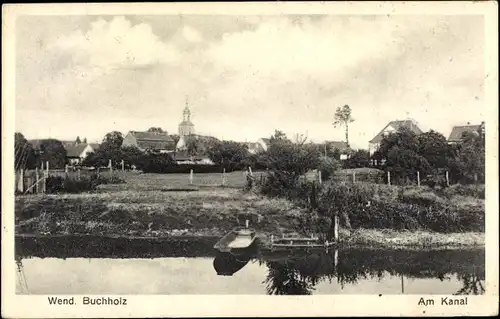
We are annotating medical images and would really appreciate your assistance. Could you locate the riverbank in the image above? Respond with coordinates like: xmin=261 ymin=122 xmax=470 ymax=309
xmin=14 ymin=172 xmax=485 ymax=249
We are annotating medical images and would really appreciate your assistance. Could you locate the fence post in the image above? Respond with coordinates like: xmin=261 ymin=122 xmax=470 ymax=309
xmin=35 ymin=168 xmax=40 ymax=193
xmin=43 ymin=164 xmax=47 ymax=193
xmin=248 ymin=166 xmax=253 ymax=176
xmin=109 ymin=160 xmax=113 ymax=178
xmin=318 ymin=170 xmax=322 ymax=185
xmin=445 ymin=171 xmax=450 ymax=187
xmin=65 ymin=164 xmax=69 ymax=176
xmin=387 ymin=171 xmax=391 ymax=186
xmin=46 ymin=161 xmax=49 ymax=175
xmin=189 ymin=169 xmax=194 ymax=185
xmin=474 ymin=173 xmax=478 ymax=184
xmin=222 ymin=168 xmax=226 ymax=186
xmin=417 ymin=171 xmax=420 ymax=187
xmin=352 ymin=172 xmax=356 ymax=183
xmin=77 ymin=169 xmax=81 ymax=181
xmin=121 ymin=160 xmax=125 ymax=171
xmin=18 ymin=169 xmax=24 ymax=193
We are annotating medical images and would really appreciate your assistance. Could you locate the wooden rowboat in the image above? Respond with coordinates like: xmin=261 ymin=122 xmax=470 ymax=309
xmin=214 ymin=227 xmax=257 ymax=256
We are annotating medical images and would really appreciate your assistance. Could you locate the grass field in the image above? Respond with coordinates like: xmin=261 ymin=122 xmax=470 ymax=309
xmin=14 ymin=171 xmax=485 ymax=248
xmin=96 ymin=170 xmax=264 ymax=191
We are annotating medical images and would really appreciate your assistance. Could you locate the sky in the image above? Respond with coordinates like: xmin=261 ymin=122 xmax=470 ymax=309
xmin=15 ymin=14 xmax=485 ymax=149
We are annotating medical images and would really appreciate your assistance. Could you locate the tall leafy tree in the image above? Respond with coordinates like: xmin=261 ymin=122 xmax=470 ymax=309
xmin=333 ymin=104 xmax=355 ymax=147
xmin=449 ymin=129 xmax=485 ymax=183
xmin=185 ymin=137 xmax=200 ymax=156
xmin=373 ymin=127 xmax=431 ymax=184
xmin=83 ymin=131 xmax=124 ymax=168
xmin=75 ymin=136 xmax=81 ymax=144
xmin=344 ymin=149 xmax=371 ymax=168
xmin=417 ymin=130 xmax=450 ymax=171
xmin=101 ymin=131 xmax=124 ymax=151
xmin=38 ymin=139 xmax=67 ymax=169
xmin=207 ymin=141 xmax=249 ymax=171
xmin=14 ymin=133 xmax=37 ymax=170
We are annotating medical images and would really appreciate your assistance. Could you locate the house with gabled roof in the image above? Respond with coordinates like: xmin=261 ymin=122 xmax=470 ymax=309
xmin=448 ymin=122 xmax=485 ymax=144
xmin=368 ymin=119 xmax=424 ymax=155
xmin=122 ymin=131 xmax=176 ymax=153
xmin=324 ymin=140 xmax=351 ymax=160
xmin=65 ymin=143 xmax=95 ymax=165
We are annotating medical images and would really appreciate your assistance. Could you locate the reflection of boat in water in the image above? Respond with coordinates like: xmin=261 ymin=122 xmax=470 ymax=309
xmin=213 ymin=251 xmax=252 ymax=276
xmin=214 ymin=227 xmax=258 ymax=256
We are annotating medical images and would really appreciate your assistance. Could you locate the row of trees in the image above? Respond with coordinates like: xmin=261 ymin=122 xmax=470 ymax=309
xmin=15 ymin=133 xmax=68 ymax=170
xmin=372 ymin=126 xmax=485 ymax=185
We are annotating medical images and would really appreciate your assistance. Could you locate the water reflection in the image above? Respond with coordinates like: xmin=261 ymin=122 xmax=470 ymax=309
xmin=15 ymin=235 xmax=485 ymax=295
xmin=210 ymin=248 xmax=485 ymax=295
xmin=213 ymin=252 xmax=251 ymax=276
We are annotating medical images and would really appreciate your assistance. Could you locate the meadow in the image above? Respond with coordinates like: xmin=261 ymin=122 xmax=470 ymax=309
xmin=14 ymin=170 xmax=485 ymax=249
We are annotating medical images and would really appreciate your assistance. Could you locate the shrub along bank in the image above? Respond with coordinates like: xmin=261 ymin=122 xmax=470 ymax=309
xmin=256 ymin=178 xmax=485 ymax=234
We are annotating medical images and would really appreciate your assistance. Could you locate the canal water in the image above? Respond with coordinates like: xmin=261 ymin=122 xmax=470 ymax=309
xmin=15 ymin=236 xmax=485 ymax=295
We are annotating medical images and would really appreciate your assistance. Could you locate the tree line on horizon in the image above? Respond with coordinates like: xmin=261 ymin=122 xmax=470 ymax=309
xmin=14 ymin=103 xmax=485 ymax=185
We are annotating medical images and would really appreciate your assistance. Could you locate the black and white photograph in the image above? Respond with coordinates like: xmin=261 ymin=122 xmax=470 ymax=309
xmin=2 ymin=2 xmax=498 ymax=318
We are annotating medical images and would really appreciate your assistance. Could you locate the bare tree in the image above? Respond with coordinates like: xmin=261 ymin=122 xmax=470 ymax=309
xmin=333 ymin=105 xmax=355 ymax=147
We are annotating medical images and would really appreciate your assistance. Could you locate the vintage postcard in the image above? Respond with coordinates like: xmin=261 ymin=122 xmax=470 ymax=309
xmin=2 ymin=1 xmax=498 ymax=318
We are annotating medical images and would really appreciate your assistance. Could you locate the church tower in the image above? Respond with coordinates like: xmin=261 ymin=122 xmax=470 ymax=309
xmin=178 ymin=97 xmax=195 ymax=137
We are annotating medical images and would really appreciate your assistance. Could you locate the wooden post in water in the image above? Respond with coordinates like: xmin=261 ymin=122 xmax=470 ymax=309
xmin=189 ymin=169 xmax=194 ymax=185
xmin=334 ymin=248 xmax=339 ymax=270
xmin=352 ymin=172 xmax=356 ymax=183
xmin=387 ymin=171 xmax=391 ymax=185
xmin=417 ymin=171 xmax=420 ymax=187
xmin=445 ymin=171 xmax=450 ymax=187
xmin=35 ymin=168 xmax=40 ymax=193
xmin=401 ymin=275 xmax=405 ymax=294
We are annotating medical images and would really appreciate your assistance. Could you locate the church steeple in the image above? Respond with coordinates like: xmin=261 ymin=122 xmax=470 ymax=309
xmin=183 ymin=96 xmax=191 ymax=122
xmin=178 ymin=95 xmax=195 ymax=137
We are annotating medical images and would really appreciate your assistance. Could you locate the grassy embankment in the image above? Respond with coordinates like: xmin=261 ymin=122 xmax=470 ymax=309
xmin=14 ymin=170 xmax=485 ymax=249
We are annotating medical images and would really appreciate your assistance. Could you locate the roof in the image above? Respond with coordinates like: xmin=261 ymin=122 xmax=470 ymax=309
xmin=369 ymin=119 xmax=423 ymax=143
xmin=179 ymin=120 xmax=194 ymax=126
xmin=65 ymin=143 xmax=90 ymax=158
xmin=128 ymin=131 xmax=176 ymax=150
xmin=89 ymin=143 xmax=100 ymax=150
xmin=259 ymin=138 xmax=271 ymax=145
xmin=448 ymin=125 xmax=481 ymax=142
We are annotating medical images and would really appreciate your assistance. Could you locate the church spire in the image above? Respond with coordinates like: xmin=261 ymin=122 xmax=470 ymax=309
xmin=183 ymin=96 xmax=191 ymax=121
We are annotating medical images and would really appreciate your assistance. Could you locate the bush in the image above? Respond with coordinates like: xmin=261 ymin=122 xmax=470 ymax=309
xmin=443 ymin=184 xmax=485 ymax=199
xmin=318 ymin=156 xmax=340 ymax=181
xmin=272 ymin=181 xmax=484 ymax=233
xmin=95 ymin=174 xmax=126 ymax=185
